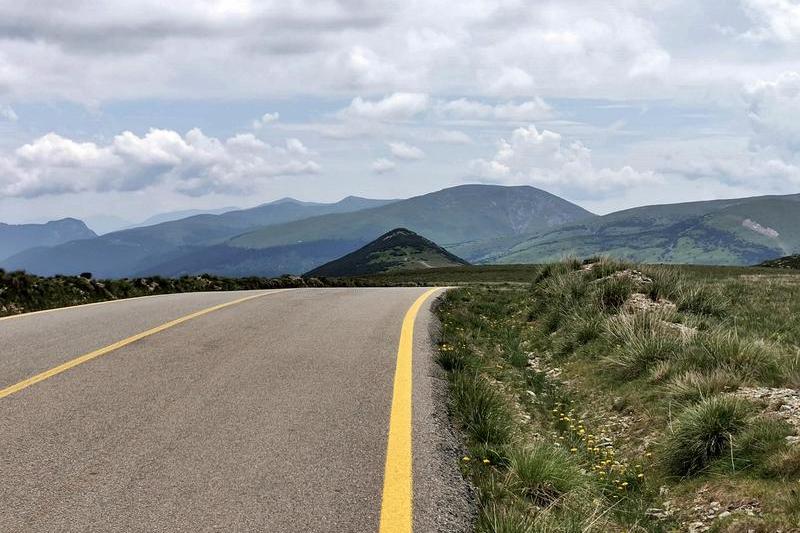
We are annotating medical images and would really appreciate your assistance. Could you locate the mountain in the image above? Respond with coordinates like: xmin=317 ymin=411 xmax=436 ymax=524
xmin=0 ymin=218 xmax=97 ymax=261
xmin=138 ymin=184 xmax=594 ymax=277
xmin=487 ymin=194 xmax=800 ymax=266
xmin=132 ymin=206 xmax=240 ymax=228
xmin=1 ymin=196 xmax=396 ymax=277
xmin=304 ymin=228 xmax=469 ymax=277
xmin=758 ymin=255 xmax=800 ymax=269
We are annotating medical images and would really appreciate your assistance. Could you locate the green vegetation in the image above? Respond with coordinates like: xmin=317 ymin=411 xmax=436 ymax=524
xmin=434 ymin=258 xmax=800 ymax=531
xmin=759 ymin=254 xmax=800 ymax=269
xmin=0 ymin=270 xmax=325 ymax=317
xmin=304 ymin=228 xmax=468 ymax=277
xmin=481 ymin=194 xmax=800 ymax=266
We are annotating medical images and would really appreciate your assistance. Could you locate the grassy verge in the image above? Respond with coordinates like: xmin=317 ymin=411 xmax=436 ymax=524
xmin=434 ymin=258 xmax=800 ymax=531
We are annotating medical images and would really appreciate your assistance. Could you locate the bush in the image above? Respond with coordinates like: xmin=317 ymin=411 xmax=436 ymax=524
xmin=662 ymin=396 xmax=750 ymax=476
xmin=450 ymin=372 xmax=513 ymax=446
xmin=506 ymin=443 xmax=586 ymax=505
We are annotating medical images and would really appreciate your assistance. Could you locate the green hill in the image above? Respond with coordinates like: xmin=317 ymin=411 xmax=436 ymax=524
xmin=304 ymin=228 xmax=469 ymax=277
xmin=486 ymin=194 xmax=800 ymax=266
xmin=0 ymin=218 xmax=96 ymax=261
xmin=0 ymin=197 xmax=396 ymax=277
xmin=758 ymin=255 xmax=800 ymax=269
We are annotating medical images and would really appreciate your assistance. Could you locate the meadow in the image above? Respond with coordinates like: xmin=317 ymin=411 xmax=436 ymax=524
xmin=433 ymin=259 xmax=800 ymax=531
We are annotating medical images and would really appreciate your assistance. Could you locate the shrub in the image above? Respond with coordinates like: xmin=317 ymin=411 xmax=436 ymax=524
xmin=450 ymin=372 xmax=513 ymax=446
xmin=662 ymin=396 xmax=750 ymax=476
xmin=506 ymin=443 xmax=586 ymax=505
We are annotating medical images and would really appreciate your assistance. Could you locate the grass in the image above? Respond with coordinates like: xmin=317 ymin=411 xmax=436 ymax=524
xmin=433 ymin=258 xmax=800 ymax=531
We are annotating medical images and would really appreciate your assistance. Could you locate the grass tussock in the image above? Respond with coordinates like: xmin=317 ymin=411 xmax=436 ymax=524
xmin=662 ymin=396 xmax=749 ymax=476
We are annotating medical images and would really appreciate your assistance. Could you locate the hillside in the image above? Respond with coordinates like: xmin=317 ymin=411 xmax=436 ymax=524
xmin=141 ymin=184 xmax=594 ymax=277
xmin=304 ymin=228 xmax=469 ymax=277
xmin=487 ymin=194 xmax=800 ymax=266
xmin=1 ymin=196 xmax=395 ymax=277
xmin=759 ymin=255 xmax=800 ymax=269
xmin=0 ymin=218 xmax=96 ymax=261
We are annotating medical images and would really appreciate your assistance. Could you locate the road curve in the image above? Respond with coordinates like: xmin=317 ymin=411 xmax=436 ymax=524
xmin=0 ymin=288 xmax=472 ymax=532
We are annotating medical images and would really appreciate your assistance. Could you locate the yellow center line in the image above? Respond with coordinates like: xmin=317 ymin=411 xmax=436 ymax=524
xmin=379 ymin=287 xmax=441 ymax=533
xmin=0 ymin=290 xmax=288 ymax=400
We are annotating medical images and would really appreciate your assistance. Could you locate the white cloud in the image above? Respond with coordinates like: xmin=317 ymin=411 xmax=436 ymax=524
xmin=741 ymin=0 xmax=800 ymax=43
xmin=0 ymin=105 xmax=18 ymax=121
xmin=0 ymin=128 xmax=320 ymax=198
xmin=745 ymin=71 xmax=800 ymax=152
xmin=426 ymin=129 xmax=473 ymax=144
xmin=372 ymin=158 xmax=396 ymax=174
xmin=251 ymin=111 xmax=279 ymax=129
xmin=339 ymin=93 xmax=430 ymax=121
xmin=471 ymin=124 xmax=659 ymax=196
xmin=388 ymin=141 xmax=425 ymax=160
xmin=438 ymin=98 xmax=552 ymax=122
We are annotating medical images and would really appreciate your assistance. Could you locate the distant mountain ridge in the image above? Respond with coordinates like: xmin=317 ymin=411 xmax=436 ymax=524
xmin=487 ymin=193 xmax=800 ymax=266
xmin=305 ymin=228 xmax=469 ymax=277
xmin=1 ymin=196 xmax=396 ymax=277
xmin=0 ymin=218 xmax=96 ymax=261
xmin=138 ymin=184 xmax=594 ymax=277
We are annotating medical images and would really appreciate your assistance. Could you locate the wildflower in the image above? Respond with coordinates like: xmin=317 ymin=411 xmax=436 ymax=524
xmin=637 ymin=474 xmax=644 ymax=478
xmin=482 ymin=459 xmax=490 ymax=465
xmin=462 ymin=456 xmax=470 ymax=462
xmin=570 ymin=448 xmax=578 ymax=453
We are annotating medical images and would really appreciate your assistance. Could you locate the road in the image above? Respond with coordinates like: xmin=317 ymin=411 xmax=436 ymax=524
xmin=0 ymin=288 xmax=472 ymax=532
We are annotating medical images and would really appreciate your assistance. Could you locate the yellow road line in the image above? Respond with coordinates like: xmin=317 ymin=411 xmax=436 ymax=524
xmin=0 ymin=290 xmax=287 ymax=400
xmin=379 ymin=287 xmax=440 ymax=533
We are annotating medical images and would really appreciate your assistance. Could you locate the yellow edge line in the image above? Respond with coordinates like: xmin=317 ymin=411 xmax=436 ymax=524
xmin=379 ymin=287 xmax=440 ymax=533
xmin=0 ymin=290 xmax=288 ymax=400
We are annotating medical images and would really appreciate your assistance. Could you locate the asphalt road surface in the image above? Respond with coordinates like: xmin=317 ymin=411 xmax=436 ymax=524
xmin=0 ymin=288 xmax=472 ymax=532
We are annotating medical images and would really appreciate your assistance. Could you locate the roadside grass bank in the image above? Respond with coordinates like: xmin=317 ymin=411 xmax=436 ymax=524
xmin=434 ymin=258 xmax=800 ymax=531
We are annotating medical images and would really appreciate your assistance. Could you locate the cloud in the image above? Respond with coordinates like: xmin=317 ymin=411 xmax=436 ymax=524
xmin=426 ymin=129 xmax=473 ymax=144
xmin=471 ymin=124 xmax=659 ymax=196
xmin=388 ymin=141 xmax=425 ymax=160
xmin=0 ymin=128 xmax=320 ymax=197
xmin=371 ymin=158 xmax=396 ymax=174
xmin=252 ymin=111 xmax=279 ymax=129
xmin=0 ymin=105 xmax=18 ymax=121
xmin=339 ymin=92 xmax=430 ymax=121
xmin=745 ymin=71 xmax=800 ymax=152
xmin=740 ymin=0 xmax=800 ymax=43
xmin=438 ymin=97 xmax=552 ymax=121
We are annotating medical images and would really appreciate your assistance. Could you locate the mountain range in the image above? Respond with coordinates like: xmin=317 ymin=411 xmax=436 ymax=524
xmin=0 ymin=218 xmax=96 ymax=262
xmin=2 ymin=184 xmax=799 ymax=277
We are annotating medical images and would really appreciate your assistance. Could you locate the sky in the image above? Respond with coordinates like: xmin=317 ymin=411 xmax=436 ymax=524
xmin=1 ymin=0 xmax=800 ymax=230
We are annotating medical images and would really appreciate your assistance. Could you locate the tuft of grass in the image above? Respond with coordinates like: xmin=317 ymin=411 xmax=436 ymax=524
xmin=605 ymin=311 xmax=686 ymax=378
xmin=665 ymin=369 xmax=741 ymax=403
xmin=732 ymin=418 xmax=792 ymax=475
xmin=451 ymin=372 xmax=513 ymax=446
xmin=679 ymin=331 xmax=784 ymax=384
xmin=662 ymin=396 xmax=750 ymax=476
xmin=477 ymin=503 xmax=537 ymax=533
xmin=506 ymin=443 xmax=587 ymax=506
